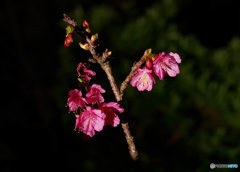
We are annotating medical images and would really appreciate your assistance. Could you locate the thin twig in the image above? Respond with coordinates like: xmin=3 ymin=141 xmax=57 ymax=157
xmin=120 ymin=54 xmax=146 ymax=98
xmin=63 ymin=13 xmax=77 ymax=27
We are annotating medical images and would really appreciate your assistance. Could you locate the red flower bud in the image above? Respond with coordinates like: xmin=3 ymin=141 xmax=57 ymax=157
xmin=64 ymin=33 xmax=73 ymax=47
xmin=82 ymin=20 xmax=91 ymax=33
xmin=82 ymin=20 xmax=90 ymax=28
xmin=146 ymin=57 xmax=153 ymax=69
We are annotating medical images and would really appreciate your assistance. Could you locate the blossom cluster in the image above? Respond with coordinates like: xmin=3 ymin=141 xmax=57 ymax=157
xmin=130 ymin=52 xmax=181 ymax=91
xmin=67 ymin=63 xmax=124 ymax=137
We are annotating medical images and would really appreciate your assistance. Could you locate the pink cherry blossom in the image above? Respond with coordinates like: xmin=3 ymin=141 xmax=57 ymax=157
xmin=153 ymin=52 xmax=181 ymax=80
xmin=86 ymin=84 xmax=105 ymax=104
xmin=75 ymin=106 xmax=106 ymax=137
xmin=77 ymin=62 xmax=96 ymax=81
xmin=130 ymin=67 xmax=156 ymax=91
xmin=67 ymin=89 xmax=86 ymax=112
xmin=101 ymin=102 xmax=124 ymax=127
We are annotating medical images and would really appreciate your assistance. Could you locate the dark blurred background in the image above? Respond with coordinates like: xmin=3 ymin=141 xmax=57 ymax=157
xmin=2 ymin=0 xmax=240 ymax=171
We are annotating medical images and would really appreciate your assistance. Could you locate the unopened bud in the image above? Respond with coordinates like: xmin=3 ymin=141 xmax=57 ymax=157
xmin=85 ymin=28 xmax=91 ymax=33
xmin=77 ymin=78 xmax=83 ymax=83
xmin=82 ymin=20 xmax=89 ymax=28
xmin=79 ymin=42 xmax=89 ymax=50
xmin=82 ymin=20 xmax=91 ymax=33
xmin=146 ymin=57 xmax=153 ymax=69
xmin=144 ymin=48 xmax=152 ymax=57
xmin=64 ymin=33 xmax=73 ymax=47
xmin=65 ymin=25 xmax=74 ymax=36
xmin=91 ymin=33 xmax=98 ymax=43
xmin=107 ymin=51 xmax=112 ymax=56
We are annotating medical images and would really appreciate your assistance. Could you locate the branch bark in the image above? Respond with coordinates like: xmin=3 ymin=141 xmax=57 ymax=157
xmin=120 ymin=54 xmax=146 ymax=98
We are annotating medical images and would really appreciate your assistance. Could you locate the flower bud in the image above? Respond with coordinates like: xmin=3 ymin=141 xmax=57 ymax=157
xmin=85 ymin=28 xmax=91 ymax=33
xmin=64 ymin=33 xmax=73 ymax=47
xmin=144 ymin=48 xmax=152 ymax=57
xmin=146 ymin=57 xmax=153 ymax=69
xmin=82 ymin=20 xmax=89 ymax=28
xmin=107 ymin=51 xmax=112 ymax=56
xmin=91 ymin=33 xmax=98 ymax=43
xmin=65 ymin=25 xmax=74 ymax=36
xmin=79 ymin=42 xmax=89 ymax=50
xmin=77 ymin=78 xmax=83 ymax=83
xmin=82 ymin=20 xmax=91 ymax=33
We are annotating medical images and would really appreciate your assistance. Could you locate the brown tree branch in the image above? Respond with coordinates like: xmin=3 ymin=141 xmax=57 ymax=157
xmin=63 ymin=13 xmax=77 ymax=27
xmin=63 ymin=14 xmax=139 ymax=160
xmin=122 ymin=123 xmax=138 ymax=160
xmin=119 ymin=54 xmax=147 ymax=98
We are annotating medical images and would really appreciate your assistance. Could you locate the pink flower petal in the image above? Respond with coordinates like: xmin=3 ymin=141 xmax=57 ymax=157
xmin=86 ymin=84 xmax=105 ymax=104
xmin=153 ymin=52 xmax=181 ymax=79
xmin=169 ymin=52 xmax=181 ymax=63
xmin=75 ymin=106 xmax=106 ymax=137
xmin=77 ymin=63 xmax=96 ymax=81
xmin=166 ymin=63 xmax=180 ymax=77
xmin=67 ymin=89 xmax=86 ymax=112
xmin=153 ymin=63 xmax=166 ymax=80
xmin=101 ymin=102 xmax=124 ymax=127
xmin=130 ymin=67 xmax=155 ymax=91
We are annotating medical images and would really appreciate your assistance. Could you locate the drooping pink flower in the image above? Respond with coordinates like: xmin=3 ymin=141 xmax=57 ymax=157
xmin=153 ymin=52 xmax=181 ymax=80
xmin=130 ymin=67 xmax=156 ymax=91
xmin=67 ymin=89 xmax=86 ymax=112
xmin=75 ymin=106 xmax=106 ymax=137
xmin=101 ymin=102 xmax=124 ymax=127
xmin=86 ymin=84 xmax=105 ymax=104
xmin=77 ymin=63 xmax=96 ymax=81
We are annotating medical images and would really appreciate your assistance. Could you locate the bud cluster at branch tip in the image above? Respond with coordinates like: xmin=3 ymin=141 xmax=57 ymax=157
xmin=64 ymin=25 xmax=74 ymax=47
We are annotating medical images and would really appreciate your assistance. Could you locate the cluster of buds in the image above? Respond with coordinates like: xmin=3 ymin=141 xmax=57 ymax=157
xmin=130 ymin=49 xmax=181 ymax=91
xmin=64 ymin=25 xmax=74 ymax=47
xmin=67 ymin=63 xmax=124 ymax=137
xmin=78 ymin=21 xmax=100 ymax=51
xmin=79 ymin=20 xmax=98 ymax=50
xmin=64 ymin=20 xmax=96 ymax=50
